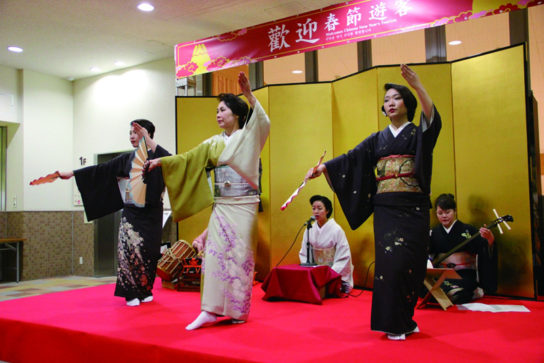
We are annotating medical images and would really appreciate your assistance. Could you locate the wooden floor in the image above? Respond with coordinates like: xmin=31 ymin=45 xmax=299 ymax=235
xmin=0 ymin=276 xmax=116 ymax=302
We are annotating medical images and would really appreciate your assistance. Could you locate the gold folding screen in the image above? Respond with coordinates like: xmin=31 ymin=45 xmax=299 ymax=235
xmin=175 ymin=45 xmax=534 ymax=297
xmin=452 ymin=45 xmax=533 ymax=297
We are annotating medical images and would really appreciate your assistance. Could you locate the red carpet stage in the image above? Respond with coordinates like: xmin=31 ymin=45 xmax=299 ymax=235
xmin=0 ymin=280 xmax=543 ymax=362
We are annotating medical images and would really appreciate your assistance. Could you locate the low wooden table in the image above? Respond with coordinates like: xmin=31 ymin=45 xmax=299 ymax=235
xmin=418 ymin=268 xmax=461 ymax=311
xmin=0 ymin=238 xmax=25 ymax=283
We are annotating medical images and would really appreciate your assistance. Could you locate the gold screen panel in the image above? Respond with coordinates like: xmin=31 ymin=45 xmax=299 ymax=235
xmin=175 ymin=97 xmax=218 ymax=242
xmin=268 ymin=83 xmax=333 ymax=267
xmin=254 ymin=88 xmax=271 ymax=280
xmin=452 ymin=45 xmax=533 ymax=297
xmin=331 ymin=70 xmax=379 ymax=287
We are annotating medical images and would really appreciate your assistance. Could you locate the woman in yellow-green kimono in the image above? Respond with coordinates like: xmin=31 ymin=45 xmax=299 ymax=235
xmin=146 ymin=72 xmax=270 ymax=330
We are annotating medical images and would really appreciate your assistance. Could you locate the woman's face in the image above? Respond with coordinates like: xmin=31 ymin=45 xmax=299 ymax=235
xmin=383 ymin=88 xmax=407 ymax=120
xmin=129 ymin=124 xmax=141 ymax=148
xmin=436 ymin=206 xmax=456 ymax=229
xmin=217 ymin=101 xmax=239 ymax=136
xmin=312 ymin=200 xmax=329 ymax=226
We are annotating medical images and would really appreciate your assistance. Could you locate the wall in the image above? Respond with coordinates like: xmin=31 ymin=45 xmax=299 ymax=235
xmin=0 ymin=58 xmax=177 ymax=280
xmin=0 ymin=65 xmax=18 ymax=123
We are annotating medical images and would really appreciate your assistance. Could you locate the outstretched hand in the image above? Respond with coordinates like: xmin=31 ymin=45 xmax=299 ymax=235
xmin=306 ymin=163 xmax=325 ymax=180
xmin=144 ymin=158 xmax=161 ymax=174
xmin=58 ymin=171 xmax=74 ymax=179
xmin=238 ymin=72 xmax=256 ymax=108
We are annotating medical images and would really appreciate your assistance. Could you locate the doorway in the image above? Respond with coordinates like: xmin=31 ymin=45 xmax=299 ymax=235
xmin=93 ymin=152 xmax=123 ymax=277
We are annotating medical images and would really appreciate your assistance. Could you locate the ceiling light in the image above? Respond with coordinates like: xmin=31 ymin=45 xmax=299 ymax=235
xmin=448 ymin=40 xmax=462 ymax=46
xmin=90 ymin=67 xmax=101 ymax=72
xmin=292 ymin=70 xmax=303 ymax=74
xmin=137 ymin=2 xmax=154 ymax=12
xmin=7 ymin=46 xmax=23 ymax=53
xmin=114 ymin=61 xmax=125 ymax=67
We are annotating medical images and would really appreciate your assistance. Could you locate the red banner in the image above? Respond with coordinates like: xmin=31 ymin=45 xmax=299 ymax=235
xmin=175 ymin=0 xmax=542 ymax=78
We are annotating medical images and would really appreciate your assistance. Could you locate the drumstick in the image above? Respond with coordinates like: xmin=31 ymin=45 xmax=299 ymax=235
xmin=281 ymin=150 xmax=326 ymax=211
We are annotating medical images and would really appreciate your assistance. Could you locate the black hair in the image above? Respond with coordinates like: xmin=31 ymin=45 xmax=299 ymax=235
xmin=131 ymin=119 xmax=155 ymax=139
xmin=435 ymin=193 xmax=457 ymax=211
xmin=381 ymin=83 xmax=418 ymax=122
xmin=310 ymin=195 xmax=333 ymax=218
xmin=218 ymin=93 xmax=249 ymax=129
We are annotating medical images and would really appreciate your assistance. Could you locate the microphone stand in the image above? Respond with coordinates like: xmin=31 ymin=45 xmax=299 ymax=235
xmin=300 ymin=218 xmax=316 ymax=267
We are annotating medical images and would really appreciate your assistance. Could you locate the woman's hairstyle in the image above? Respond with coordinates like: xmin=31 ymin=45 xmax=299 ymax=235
xmin=435 ymin=193 xmax=456 ymax=210
xmin=218 ymin=93 xmax=250 ymax=129
xmin=310 ymin=194 xmax=333 ymax=218
xmin=131 ymin=119 xmax=155 ymax=139
xmin=381 ymin=83 xmax=418 ymax=122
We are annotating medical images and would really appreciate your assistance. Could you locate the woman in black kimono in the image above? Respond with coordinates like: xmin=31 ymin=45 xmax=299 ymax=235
xmin=58 ymin=120 xmax=170 ymax=306
xmin=309 ymin=65 xmax=441 ymax=340
xmin=429 ymin=193 xmax=495 ymax=304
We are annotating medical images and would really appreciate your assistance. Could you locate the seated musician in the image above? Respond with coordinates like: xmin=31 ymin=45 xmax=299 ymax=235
xmin=299 ymin=195 xmax=354 ymax=293
xmin=429 ymin=193 xmax=495 ymax=304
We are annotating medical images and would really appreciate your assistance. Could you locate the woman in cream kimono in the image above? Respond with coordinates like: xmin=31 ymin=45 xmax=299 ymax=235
xmin=146 ymin=72 xmax=270 ymax=330
xmin=299 ymin=195 xmax=354 ymax=293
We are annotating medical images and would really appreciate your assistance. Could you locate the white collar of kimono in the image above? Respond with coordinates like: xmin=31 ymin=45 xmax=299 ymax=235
xmin=388 ymin=121 xmax=410 ymax=138
xmin=316 ymin=218 xmax=333 ymax=231
xmin=221 ymin=130 xmax=240 ymax=146
xmin=442 ymin=219 xmax=457 ymax=234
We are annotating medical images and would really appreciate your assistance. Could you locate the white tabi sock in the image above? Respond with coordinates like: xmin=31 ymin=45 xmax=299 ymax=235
xmin=126 ymin=298 xmax=140 ymax=307
xmin=185 ymin=311 xmax=217 ymax=330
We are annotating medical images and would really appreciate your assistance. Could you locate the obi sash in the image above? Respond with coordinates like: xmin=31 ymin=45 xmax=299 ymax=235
xmin=376 ymin=154 xmax=422 ymax=194
xmin=214 ymin=165 xmax=258 ymax=198
xmin=312 ymin=246 xmax=336 ymax=267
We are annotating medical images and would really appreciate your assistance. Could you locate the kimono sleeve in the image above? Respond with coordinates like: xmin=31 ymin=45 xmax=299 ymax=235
xmin=415 ymin=105 xmax=442 ymax=195
xmin=325 ymin=135 xmax=377 ymax=230
xmin=74 ymin=153 xmax=131 ymax=221
xmin=160 ymin=136 xmax=225 ymax=222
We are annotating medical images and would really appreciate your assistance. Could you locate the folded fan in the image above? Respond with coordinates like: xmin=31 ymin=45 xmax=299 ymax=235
xmin=127 ymin=137 xmax=148 ymax=207
xmin=29 ymin=171 xmax=61 ymax=186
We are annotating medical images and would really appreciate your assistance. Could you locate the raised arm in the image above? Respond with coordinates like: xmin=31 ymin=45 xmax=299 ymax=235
xmin=238 ymin=72 xmax=256 ymax=108
xmin=401 ymin=64 xmax=433 ymax=122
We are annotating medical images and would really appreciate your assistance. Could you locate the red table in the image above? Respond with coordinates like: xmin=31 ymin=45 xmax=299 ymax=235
xmin=261 ymin=264 xmax=342 ymax=304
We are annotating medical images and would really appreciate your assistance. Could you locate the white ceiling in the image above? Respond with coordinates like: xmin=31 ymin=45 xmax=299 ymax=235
xmin=0 ymin=0 xmax=341 ymax=80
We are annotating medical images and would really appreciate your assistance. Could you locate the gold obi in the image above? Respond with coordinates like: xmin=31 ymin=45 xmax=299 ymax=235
xmin=376 ymin=154 xmax=422 ymax=194
xmin=313 ymin=246 xmax=336 ymax=266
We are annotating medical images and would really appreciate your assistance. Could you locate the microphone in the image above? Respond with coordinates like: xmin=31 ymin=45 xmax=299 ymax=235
xmin=300 ymin=216 xmax=317 ymax=267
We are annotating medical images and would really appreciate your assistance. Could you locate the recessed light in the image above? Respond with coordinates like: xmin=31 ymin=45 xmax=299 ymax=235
xmin=137 ymin=2 xmax=154 ymax=12
xmin=292 ymin=70 xmax=303 ymax=74
xmin=90 ymin=67 xmax=101 ymax=72
xmin=114 ymin=61 xmax=125 ymax=67
xmin=448 ymin=40 xmax=462 ymax=46
xmin=8 ymin=46 xmax=23 ymax=53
